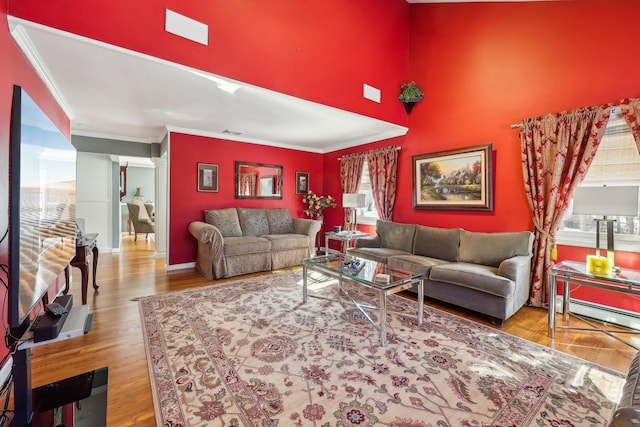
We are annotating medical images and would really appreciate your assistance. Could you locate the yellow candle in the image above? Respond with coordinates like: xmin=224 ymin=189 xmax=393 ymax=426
xmin=586 ymin=255 xmax=612 ymax=276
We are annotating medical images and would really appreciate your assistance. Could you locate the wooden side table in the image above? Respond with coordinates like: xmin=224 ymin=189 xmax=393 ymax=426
xmin=65 ymin=233 xmax=100 ymax=305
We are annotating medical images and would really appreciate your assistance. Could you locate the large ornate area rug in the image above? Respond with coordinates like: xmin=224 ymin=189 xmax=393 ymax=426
xmin=139 ymin=270 xmax=624 ymax=427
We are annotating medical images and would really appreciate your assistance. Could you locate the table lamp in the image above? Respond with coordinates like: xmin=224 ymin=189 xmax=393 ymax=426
xmin=134 ymin=187 xmax=144 ymax=200
xmin=572 ymin=185 xmax=639 ymax=275
xmin=342 ymin=193 xmax=366 ymax=230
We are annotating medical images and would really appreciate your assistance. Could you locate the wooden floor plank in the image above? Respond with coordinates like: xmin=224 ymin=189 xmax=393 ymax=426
xmin=27 ymin=235 xmax=635 ymax=426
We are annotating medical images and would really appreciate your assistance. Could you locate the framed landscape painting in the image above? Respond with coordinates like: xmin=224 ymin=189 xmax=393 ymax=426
xmin=197 ymin=163 xmax=218 ymax=192
xmin=412 ymin=143 xmax=493 ymax=211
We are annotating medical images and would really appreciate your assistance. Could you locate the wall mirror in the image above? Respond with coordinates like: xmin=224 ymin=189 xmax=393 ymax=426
xmin=235 ymin=161 xmax=283 ymax=199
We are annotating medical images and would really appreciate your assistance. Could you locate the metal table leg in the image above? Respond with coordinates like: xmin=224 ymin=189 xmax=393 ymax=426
xmin=548 ymin=273 xmax=556 ymax=338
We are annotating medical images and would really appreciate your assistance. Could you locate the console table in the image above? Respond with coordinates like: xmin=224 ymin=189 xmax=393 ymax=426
xmin=548 ymin=260 xmax=640 ymax=347
xmin=66 ymin=233 xmax=100 ymax=305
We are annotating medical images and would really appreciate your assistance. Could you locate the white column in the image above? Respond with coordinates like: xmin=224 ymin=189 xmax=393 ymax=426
xmin=153 ymin=157 xmax=168 ymax=259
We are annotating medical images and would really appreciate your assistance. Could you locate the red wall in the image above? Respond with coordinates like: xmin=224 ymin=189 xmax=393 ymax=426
xmin=320 ymin=0 xmax=640 ymax=311
xmin=168 ymin=133 xmax=324 ymax=265
xmin=325 ymin=0 xmax=640 ymax=236
xmin=1 ymin=0 xmax=70 ymax=371
xmin=8 ymin=0 xmax=410 ymax=127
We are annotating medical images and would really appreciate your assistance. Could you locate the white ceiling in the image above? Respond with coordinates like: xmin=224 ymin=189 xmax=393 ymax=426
xmin=8 ymin=17 xmax=408 ymax=154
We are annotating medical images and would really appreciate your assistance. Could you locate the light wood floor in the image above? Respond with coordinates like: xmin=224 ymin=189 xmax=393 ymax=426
xmin=28 ymin=235 xmax=637 ymax=426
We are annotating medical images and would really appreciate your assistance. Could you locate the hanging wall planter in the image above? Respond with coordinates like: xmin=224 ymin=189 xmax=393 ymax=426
xmin=398 ymin=81 xmax=425 ymax=115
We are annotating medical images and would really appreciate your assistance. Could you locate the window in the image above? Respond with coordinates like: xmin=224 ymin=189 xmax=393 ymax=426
xmin=558 ymin=110 xmax=640 ymax=252
xmin=357 ymin=159 xmax=379 ymax=225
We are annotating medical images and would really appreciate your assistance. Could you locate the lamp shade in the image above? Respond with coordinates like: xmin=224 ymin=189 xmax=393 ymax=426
xmin=342 ymin=193 xmax=366 ymax=208
xmin=134 ymin=187 xmax=144 ymax=198
xmin=572 ymin=186 xmax=639 ymax=216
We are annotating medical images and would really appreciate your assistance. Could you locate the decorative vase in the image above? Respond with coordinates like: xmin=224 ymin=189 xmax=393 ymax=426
xmin=316 ymin=215 xmax=324 ymax=224
xmin=400 ymin=97 xmax=423 ymax=114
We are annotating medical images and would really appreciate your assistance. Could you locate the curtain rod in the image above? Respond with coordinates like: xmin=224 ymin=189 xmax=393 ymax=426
xmin=510 ymin=106 xmax=622 ymax=129
xmin=337 ymin=145 xmax=401 ymax=161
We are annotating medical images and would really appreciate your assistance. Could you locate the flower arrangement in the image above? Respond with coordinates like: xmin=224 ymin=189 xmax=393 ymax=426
xmin=302 ymin=190 xmax=336 ymax=219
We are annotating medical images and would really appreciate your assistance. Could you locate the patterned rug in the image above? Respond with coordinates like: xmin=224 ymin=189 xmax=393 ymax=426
xmin=139 ymin=270 xmax=625 ymax=426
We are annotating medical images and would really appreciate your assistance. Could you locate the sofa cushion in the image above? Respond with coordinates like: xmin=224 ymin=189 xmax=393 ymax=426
xmin=223 ymin=236 xmax=271 ymax=256
xmin=204 ymin=208 xmax=242 ymax=237
xmin=616 ymin=351 xmax=640 ymax=412
xmin=262 ymin=234 xmax=309 ymax=251
xmin=237 ymin=208 xmax=269 ymax=236
xmin=413 ymin=226 xmax=460 ymax=262
xmin=377 ymin=220 xmax=416 ymax=253
xmin=429 ymin=263 xmax=514 ymax=298
xmin=265 ymin=209 xmax=294 ymax=234
xmin=387 ymin=255 xmax=449 ymax=276
xmin=459 ymin=230 xmax=533 ymax=268
xmin=347 ymin=247 xmax=410 ymax=264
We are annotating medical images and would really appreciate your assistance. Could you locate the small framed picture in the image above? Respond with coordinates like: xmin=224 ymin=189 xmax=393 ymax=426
xmin=197 ymin=163 xmax=218 ymax=192
xmin=296 ymin=172 xmax=309 ymax=194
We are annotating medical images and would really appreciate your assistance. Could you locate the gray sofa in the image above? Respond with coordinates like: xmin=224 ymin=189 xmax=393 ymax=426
xmin=347 ymin=220 xmax=534 ymax=324
xmin=189 ymin=207 xmax=321 ymax=280
xmin=610 ymin=351 xmax=640 ymax=426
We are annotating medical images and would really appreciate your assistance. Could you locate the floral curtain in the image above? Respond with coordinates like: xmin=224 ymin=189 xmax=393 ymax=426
xmin=239 ymin=173 xmax=257 ymax=196
xmin=519 ymin=106 xmax=611 ymax=307
xmin=620 ymin=97 xmax=640 ymax=153
xmin=367 ymin=146 xmax=399 ymax=221
xmin=339 ymin=153 xmax=365 ymax=230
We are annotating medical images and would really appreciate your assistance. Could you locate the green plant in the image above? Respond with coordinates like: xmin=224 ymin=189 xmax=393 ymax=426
xmin=398 ymin=81 xmax=425 ymax=102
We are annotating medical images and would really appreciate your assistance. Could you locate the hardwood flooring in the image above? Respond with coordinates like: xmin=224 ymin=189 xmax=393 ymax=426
xmin=27 ymin=235 xmax=636 ymax=426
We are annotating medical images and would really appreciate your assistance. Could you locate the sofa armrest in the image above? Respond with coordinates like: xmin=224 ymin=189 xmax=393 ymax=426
xmin=292 ymin=218 xmax=321 ymax=256
xmin=497 ymin=255 xmax=531 ymax=281
xmin=610 ymin=407 xmax=640 ymax=427
xmin=189 ymin=221 xmax=222 ymax=244
xmin=188 ymin=221 xmax=225 ymax=280
xmin=354 ymin=234 xmax=381 ymax=248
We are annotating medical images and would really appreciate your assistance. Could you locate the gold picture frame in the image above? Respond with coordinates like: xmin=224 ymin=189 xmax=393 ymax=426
xmin=412 ymin=143 xmax=493 ymax=211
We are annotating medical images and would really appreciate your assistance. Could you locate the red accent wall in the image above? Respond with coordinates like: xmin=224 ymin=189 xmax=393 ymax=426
xmin=321 ymin=0 xmax=640 ymax=312
xmin=1 ymin=0 xmax=70 ymax=373
xmin=168 ymin=133 xmax=324 ymax=265
xmin=325 ymin=0 xmax=640 ymax=236
xmin=8 ymin=0 xmax=410 ymax=126
xmin=405 ymin=0 xmax=640 ymax=232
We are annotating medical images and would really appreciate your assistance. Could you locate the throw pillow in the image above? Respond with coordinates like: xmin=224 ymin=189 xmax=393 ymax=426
xmin=458 ymin=230 xmax=533 ymax=267
xmin=237 ymin=208 xmax=269 ymax=236
xmin=265 ymin=209 xmax=294 ymax=234
xmin=377 ymin=220 xmax=416 ymax=253
xmin=413 ymin=226 xmax=460 ymax=262
xmin=204 ymin=208 xmax=242 ymax=237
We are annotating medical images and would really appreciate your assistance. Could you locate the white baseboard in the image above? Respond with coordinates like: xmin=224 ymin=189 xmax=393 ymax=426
xmin=0 ymin=357 xmax=13 ymax=389
xmin=166 ymin=262 xmax=195 ymax=271
xmin=556 ymin=298 xmax=640 ymax=330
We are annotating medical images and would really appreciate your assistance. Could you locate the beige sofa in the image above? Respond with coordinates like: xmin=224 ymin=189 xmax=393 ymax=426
xmin=347 ymin=220 xmax=534 ymax=324
xmin=189 ymin=207 xmax=321 ymax=280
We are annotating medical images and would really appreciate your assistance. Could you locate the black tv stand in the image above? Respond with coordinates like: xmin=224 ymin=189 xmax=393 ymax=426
xmin=12 ymin=303 xmax=94 ymax=427
xmin=31 ymin=367 xmax=108 ymax=426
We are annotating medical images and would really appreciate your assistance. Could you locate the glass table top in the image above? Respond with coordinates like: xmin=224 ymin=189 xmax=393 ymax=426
xmin=304 ymin=254 xmax=422 ymax=290
xmin=551 ymin=260 xmax=640 ymax=287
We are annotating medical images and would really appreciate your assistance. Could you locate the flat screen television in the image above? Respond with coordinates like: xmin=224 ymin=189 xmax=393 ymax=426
xmin=8 ymin=85 xmax=77 ymax=340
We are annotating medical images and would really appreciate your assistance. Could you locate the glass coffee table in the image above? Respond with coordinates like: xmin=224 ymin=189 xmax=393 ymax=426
xmin=302 ymin=254 xmax=424 ymax=346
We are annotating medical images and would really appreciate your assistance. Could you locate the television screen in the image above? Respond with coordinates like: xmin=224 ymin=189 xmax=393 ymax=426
xmin=8 ymin=85 xmax=77 ymax=335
